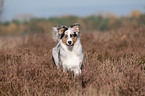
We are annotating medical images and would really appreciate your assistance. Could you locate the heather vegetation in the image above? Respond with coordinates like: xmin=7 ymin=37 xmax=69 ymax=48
xmin=0 ymin=10 xmax=145 ymax=96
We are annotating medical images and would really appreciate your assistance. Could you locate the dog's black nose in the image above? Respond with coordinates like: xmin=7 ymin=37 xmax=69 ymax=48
xmin=68 ymin=41 xmax=72 ymax=44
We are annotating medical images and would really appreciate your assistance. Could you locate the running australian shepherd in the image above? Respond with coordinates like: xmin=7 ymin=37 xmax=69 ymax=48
xmin=52 ymin=23 xmax=84 ymax=76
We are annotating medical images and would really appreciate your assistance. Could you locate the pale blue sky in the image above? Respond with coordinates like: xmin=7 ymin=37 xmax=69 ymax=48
xmin=2 ymin=0 xmax=145 ymax=21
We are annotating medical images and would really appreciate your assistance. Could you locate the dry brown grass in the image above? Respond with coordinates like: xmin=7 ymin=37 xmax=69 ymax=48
xmin=0 ymin=27 xmax=145 ymax=96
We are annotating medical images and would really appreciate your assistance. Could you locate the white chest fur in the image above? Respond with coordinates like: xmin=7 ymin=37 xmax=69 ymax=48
xmin=59 ymin=39 xmax=83 ymax=75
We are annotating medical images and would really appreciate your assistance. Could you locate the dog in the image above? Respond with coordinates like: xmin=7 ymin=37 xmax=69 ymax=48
xmin=52 ymin=23 xmax=84 ymax=76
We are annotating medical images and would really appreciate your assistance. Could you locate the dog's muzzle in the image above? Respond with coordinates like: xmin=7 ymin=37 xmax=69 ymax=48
xmin=67 ymin=39 xmax=73 ymax=47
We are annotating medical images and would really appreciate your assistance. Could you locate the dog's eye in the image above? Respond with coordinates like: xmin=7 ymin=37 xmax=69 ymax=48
xmin=65 ymin=35 xmax=68 ymax=39
xmin=70 ymin=34 xmax=75 ymax=38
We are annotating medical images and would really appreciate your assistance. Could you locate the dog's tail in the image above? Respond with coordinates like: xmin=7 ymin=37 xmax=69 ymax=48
xmin=52 ymin=27 xmax=59 ymax=42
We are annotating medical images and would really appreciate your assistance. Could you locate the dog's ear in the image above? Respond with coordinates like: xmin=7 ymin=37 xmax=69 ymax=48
xmin=70 ymin=23 xmax=80 ymax=37
xmin=57 ymin=25 xmax=68 ymax=39
xmin=52 ymin=26 xmax=68 ymax=41
xmin=57 ymin=26 xmax=66 ymax=35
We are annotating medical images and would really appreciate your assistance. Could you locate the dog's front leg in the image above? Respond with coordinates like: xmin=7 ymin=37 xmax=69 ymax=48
xmin=52 ymin=46 xmax=60 ymax=69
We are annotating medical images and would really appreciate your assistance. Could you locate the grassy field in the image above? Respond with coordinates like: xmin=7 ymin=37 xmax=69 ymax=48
xmin=0 ymin=27 xmax=145 ymax=96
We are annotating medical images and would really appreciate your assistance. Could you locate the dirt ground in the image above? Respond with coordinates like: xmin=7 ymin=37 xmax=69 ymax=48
xmin=0 ymin=27 xmax=145 ymax=96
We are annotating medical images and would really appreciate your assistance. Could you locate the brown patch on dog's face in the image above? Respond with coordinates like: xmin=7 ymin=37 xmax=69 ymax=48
xmin=62 ymin=33 xmax=68 ymax=46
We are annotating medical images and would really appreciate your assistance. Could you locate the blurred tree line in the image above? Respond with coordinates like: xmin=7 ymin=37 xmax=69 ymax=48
xmin=0 ymin=10 xmax=144 ymax=36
